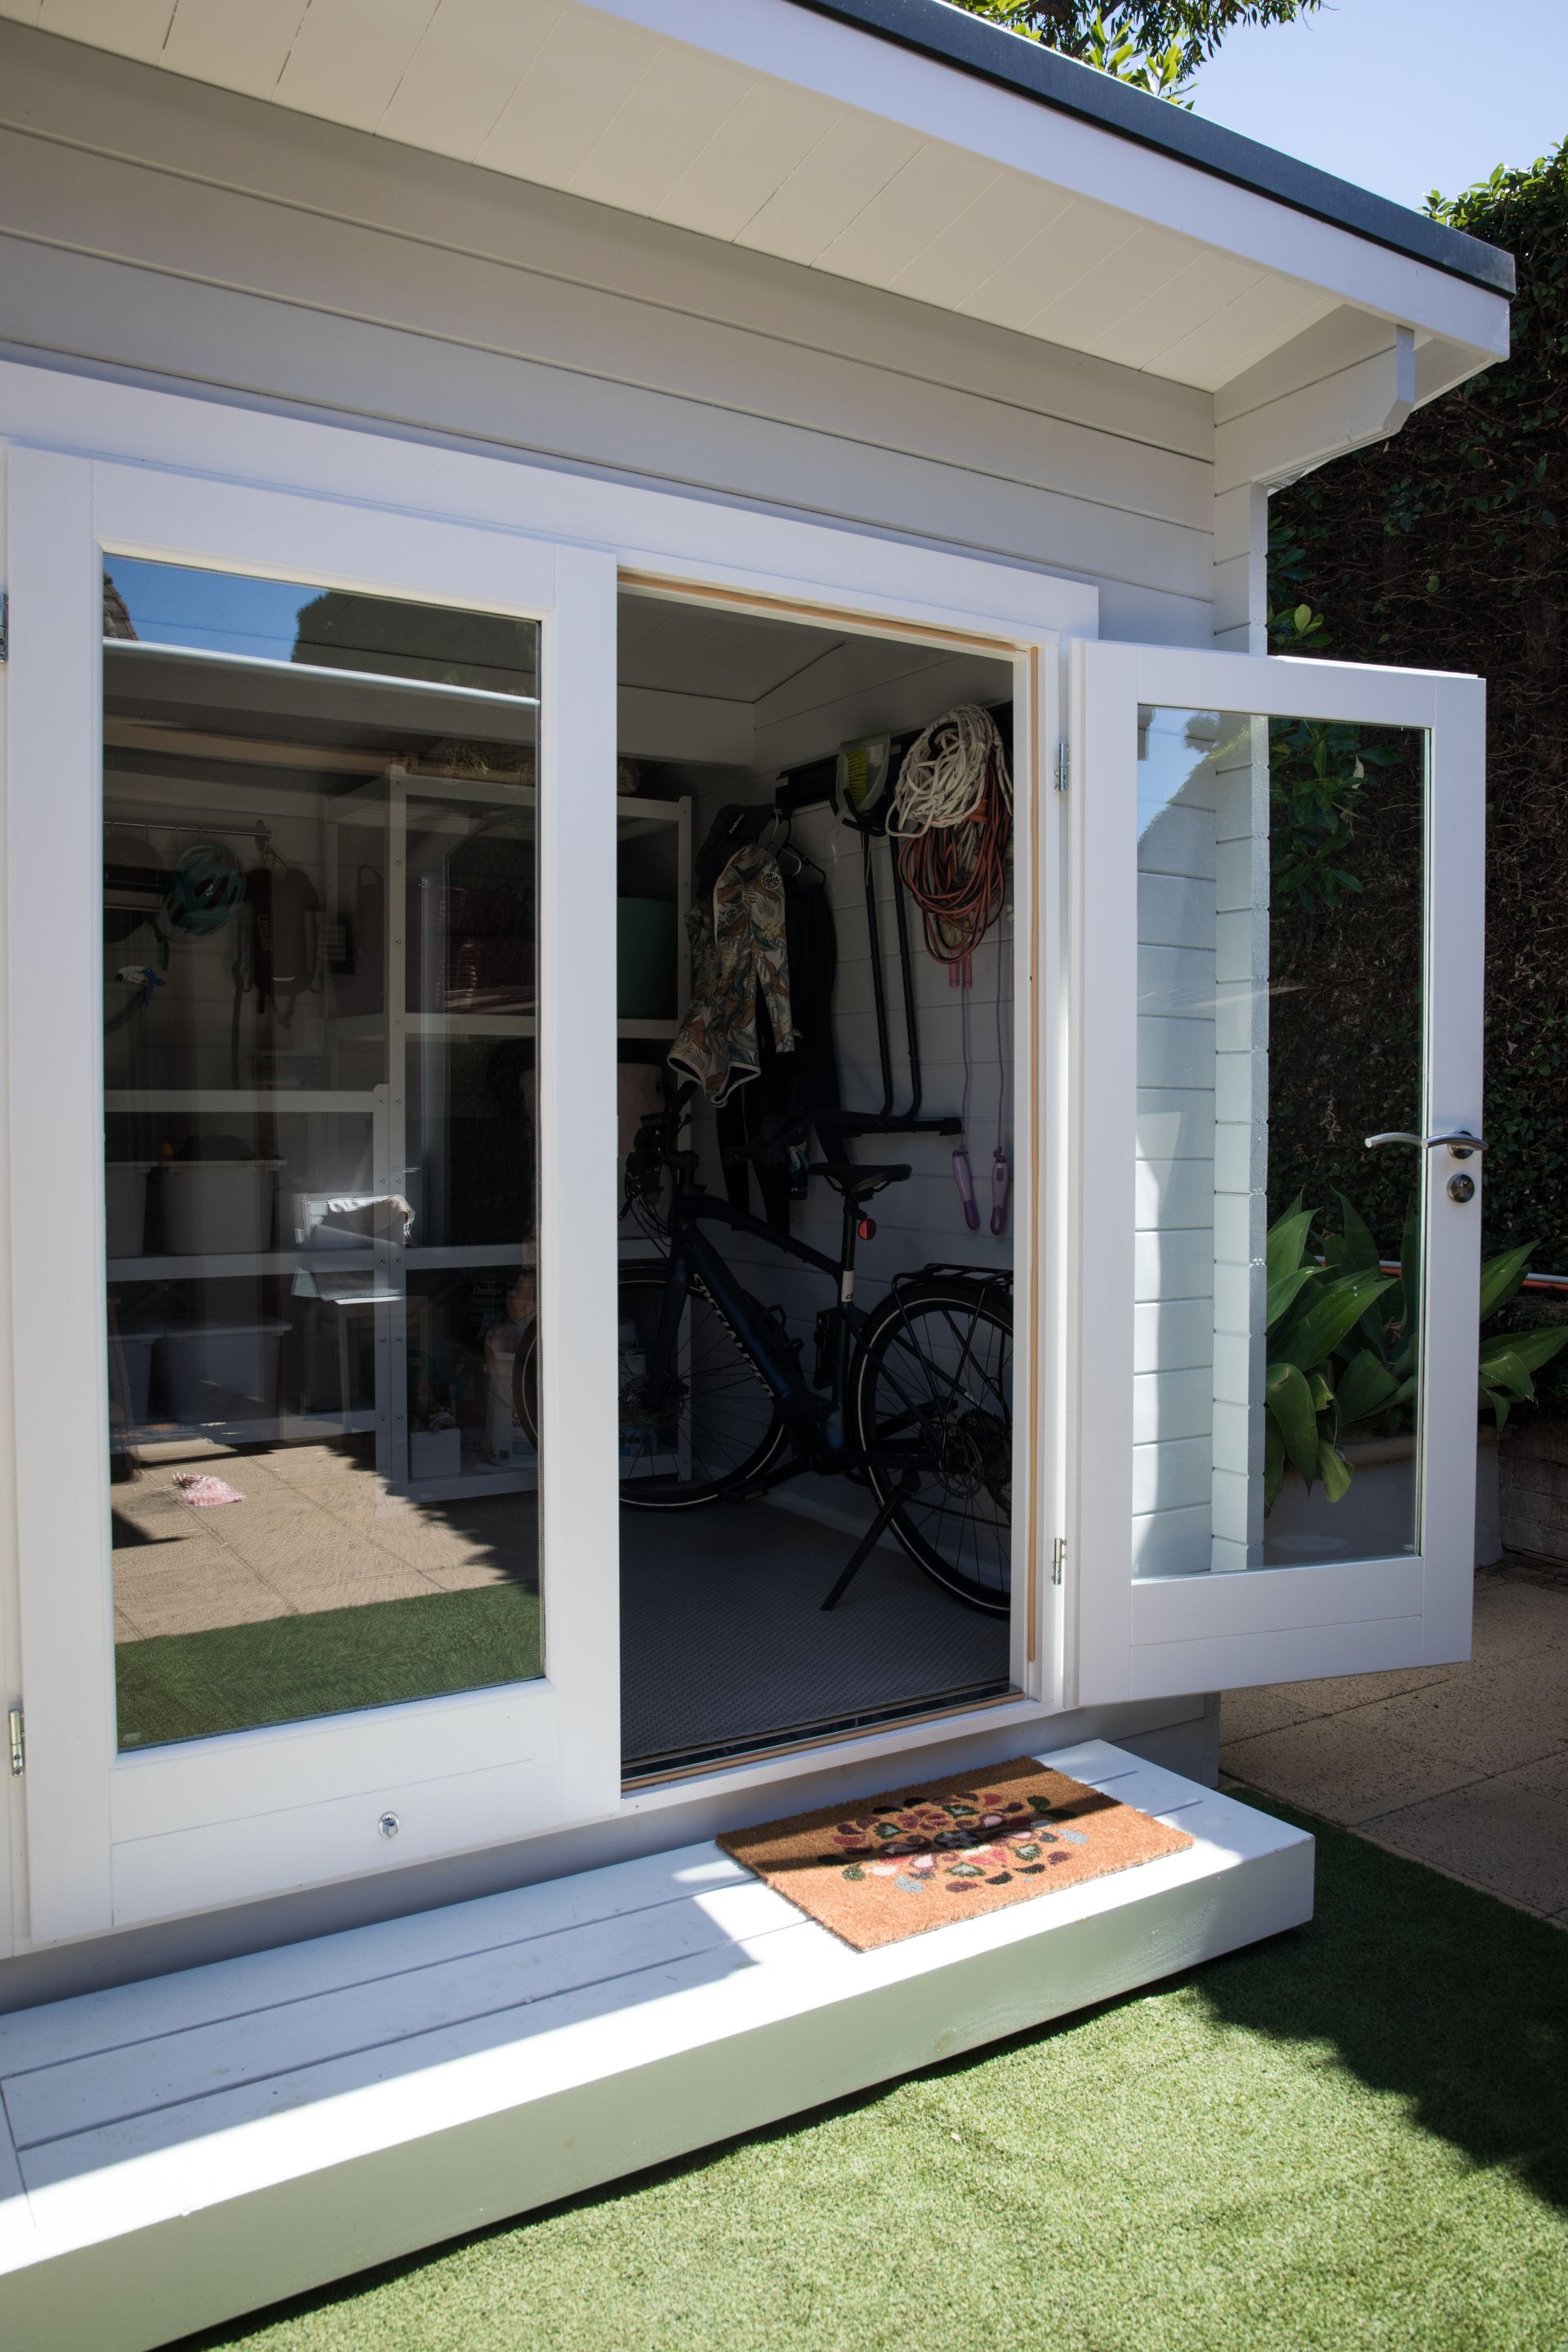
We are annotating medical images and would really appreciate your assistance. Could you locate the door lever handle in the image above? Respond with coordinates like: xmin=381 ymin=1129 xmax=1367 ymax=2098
xmin=1365 ymin=1129 xmax=1488 ymax=1160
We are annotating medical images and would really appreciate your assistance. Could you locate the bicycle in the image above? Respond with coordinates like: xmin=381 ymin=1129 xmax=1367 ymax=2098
xmin=512 ymin=1110 xmax=1013 ymax=1615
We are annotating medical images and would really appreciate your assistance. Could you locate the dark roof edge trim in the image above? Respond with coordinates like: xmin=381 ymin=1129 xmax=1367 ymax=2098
xmin=791 ymin=0 xmax=1515 ymax=300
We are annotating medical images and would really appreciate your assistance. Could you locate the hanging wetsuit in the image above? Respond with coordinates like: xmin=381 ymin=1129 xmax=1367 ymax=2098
xmin=717 ymin=867 xmax=844 ymax=1234
xmin=668 ymin=842 xmax=794 ymax=1107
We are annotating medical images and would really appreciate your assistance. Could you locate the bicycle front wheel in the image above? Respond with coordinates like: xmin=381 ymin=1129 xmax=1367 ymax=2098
xmin=612 ymin=1263 xmax=787 ymax=1508
xmin=849 ymin=1276 xmax=1013 ymax=1614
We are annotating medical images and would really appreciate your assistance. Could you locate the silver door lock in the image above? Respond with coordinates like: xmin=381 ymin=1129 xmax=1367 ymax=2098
xmin=377 ymin=1811 xmax=401 ymax=1839
xmin=1448 ymin=1173 xmax=1476 ymax=1204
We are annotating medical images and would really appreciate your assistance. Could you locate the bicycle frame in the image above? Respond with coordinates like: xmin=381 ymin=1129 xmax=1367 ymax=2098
xmin=647 ymin=1171 xmax=865 ymax=1470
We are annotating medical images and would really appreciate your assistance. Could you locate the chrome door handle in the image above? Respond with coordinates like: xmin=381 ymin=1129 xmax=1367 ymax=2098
xmin=1365 ymin=1129 xmax=1488 ymax=1160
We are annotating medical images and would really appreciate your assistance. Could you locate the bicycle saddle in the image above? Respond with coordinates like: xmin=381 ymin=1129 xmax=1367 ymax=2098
xmin=809 ymin=1160 xmax=911 ymax=1200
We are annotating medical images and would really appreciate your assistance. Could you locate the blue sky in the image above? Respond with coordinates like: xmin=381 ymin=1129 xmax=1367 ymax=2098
xmin=108 ymin=557 xmax=310 ymax=661
xmin=1191 ymin=0 xmax=1565 ymax=212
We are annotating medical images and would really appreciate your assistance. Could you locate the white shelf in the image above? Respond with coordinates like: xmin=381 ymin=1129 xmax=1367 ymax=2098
xmin=396 ymin=1466 xmax=537 ymax=1503
xmin=108 ymin=1250 xmax=374 ymax=1280
xmin=617 ymin=795 xmax=687 ymax=835
xmin=327 ymin=1014 xmax=675 ymax=1042
xmin=105 ymin=1090 xmax=377 ymax=1113
xmin=405 ymin=1244 xmax=535 ymax=1270
xmin=117 ymin=1411 xmax=379 ymax=1452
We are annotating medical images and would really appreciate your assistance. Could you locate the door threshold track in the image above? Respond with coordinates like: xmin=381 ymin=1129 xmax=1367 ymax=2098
xmin=621 ymin=1679 xmax=1018 ymax=1790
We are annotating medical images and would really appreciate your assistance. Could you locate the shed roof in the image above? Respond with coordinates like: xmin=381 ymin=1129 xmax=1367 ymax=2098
xmin=800 ymin=0 xmax=1513 ymax=296
xmin=7 ymin=0 xmax=1512 ymax=413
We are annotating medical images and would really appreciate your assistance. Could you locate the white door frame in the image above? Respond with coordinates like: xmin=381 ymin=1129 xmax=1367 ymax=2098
xmin=1 ymin=364 xmax=1094 ymax=1938
xmin=1069 ymin=639 xmax=1486 ymax=1706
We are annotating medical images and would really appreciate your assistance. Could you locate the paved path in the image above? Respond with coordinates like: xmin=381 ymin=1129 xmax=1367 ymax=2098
xmin=1221 ymin=1558 xmax=1568 ymax=1925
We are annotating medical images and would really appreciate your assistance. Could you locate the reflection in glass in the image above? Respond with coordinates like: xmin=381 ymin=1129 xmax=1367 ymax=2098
xmin=103 ymin=558 xmax=544 ymax=1748
xmin=1134 ymin=706 xmax=1427 ymax=1576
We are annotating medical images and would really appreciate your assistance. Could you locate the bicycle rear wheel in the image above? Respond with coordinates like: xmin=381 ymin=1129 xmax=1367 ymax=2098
xmin=514 ymin=1263 xmax=787 ymax=1508
xmin=849 ymin=1276 xmax=1013 ymax=1614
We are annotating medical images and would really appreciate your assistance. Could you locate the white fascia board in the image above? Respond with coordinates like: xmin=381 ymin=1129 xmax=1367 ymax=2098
xmin=587 ymin=0 xmax=1509 ymax=359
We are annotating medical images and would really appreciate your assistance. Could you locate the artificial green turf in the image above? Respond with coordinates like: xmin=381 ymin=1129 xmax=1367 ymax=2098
xmin=183 ymin=1794 xmax=1568 ymax=2352
xmin=115 ymin=1584 xmax=541 ymax=1749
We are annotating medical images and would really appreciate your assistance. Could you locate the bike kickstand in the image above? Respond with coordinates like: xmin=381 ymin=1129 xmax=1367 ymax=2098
xmin=819 ymin=1474 xmax=916 ymax=1613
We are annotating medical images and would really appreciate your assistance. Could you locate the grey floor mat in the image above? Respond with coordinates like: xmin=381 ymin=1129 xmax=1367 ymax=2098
xmin=621 ymin=1501 xmax=1010 ymax=1769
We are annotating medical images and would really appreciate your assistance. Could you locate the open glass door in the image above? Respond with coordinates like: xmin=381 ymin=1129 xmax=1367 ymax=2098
xmin=1070 ymin=642 xmax=1485 ymax=1704
xmin=9 ymin=453 xmax=619 ymax=1936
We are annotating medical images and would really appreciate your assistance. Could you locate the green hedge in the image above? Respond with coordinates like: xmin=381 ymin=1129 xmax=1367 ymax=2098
xmin=1268 ymin=145 xmax=1568 ymax=1303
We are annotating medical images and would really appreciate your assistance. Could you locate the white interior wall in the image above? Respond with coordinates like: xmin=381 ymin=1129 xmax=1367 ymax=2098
xmin=673 ymin=646 xmax=1017 ymax=1404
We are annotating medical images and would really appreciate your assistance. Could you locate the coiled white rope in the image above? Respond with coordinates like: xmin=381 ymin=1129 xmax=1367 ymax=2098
xmin=888 ymin=704 xmax=1012 ymax=839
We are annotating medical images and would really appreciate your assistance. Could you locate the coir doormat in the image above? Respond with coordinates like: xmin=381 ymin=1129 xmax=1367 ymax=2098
xmin=718 ymin=1754 xmax=1195 ymax=1951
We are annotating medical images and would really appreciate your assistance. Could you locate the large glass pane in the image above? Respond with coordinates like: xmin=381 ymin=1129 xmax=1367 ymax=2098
xmin=103 ymin=556 xmax=544 ymax=1748
xmin=1134 ymin=705 xmax=1428 ymax=1576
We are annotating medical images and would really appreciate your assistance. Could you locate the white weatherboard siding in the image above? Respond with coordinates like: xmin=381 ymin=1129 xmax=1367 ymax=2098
xmin=1135 ymin=736 xmax=1218 ymax=1577
xmin=0 ymin=19 xmax=1214 ymax=648
xmin=1133 ymin=710 xmax=1269 ymax=1579
xmin=0 ymin=1745 xmax=1312 ymax=2352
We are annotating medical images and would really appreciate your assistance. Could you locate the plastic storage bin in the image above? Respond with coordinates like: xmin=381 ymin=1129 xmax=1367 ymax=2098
xmin=156 ymin=1321 xmax=287 ymax=1423
xmin=108 ymin=1328 xmax=156 ymax=1428
xmin=160 ymin=1160 xmax=283 ymax=1255
xmin=105 ymin=1164 xmax=154 ymax=1259
xmin=616 ymin=898 xmax=677 ymax=1019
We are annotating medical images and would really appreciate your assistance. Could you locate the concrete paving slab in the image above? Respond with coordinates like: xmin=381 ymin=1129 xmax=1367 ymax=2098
xmin=1366 ymin=1773 xmax=1568 ymax=1917
xmin=1467 ymin=1573 xmax=1568 ymax=1663
xmin=1350 ymin=1651 xmax=1568 ymax=1779
xmin=1218 ymin=1709 xmax=1481 ymax=1824
xmin=1221 ymin=1559 xmax=1568 ymax=1920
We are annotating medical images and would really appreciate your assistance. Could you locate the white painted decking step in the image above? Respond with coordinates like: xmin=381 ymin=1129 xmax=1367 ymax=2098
xmin=0 ymin=1743 xmax=1311 ymax=2351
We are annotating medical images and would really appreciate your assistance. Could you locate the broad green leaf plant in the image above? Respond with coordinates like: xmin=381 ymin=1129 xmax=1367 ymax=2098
xmin=1263 ymin=1197 xmax=1568 ymax=1512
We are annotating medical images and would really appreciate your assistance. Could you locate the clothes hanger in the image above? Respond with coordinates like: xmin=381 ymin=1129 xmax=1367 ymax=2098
xmin=766 ymin=796 xmax=826 ymax=884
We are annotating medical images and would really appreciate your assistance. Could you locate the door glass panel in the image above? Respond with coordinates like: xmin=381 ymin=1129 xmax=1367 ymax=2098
xmin=1134 ymin=705 xmax=1428 ymax=1576
xmin=102 ymin=556 xmax=543 ymax=1748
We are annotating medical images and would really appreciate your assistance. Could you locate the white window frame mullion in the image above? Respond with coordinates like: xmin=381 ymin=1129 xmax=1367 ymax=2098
xmin=7 ymin=448 xmax=117 ymax=1941
xmin=537 ymin=542 xmax=621 ymax=1821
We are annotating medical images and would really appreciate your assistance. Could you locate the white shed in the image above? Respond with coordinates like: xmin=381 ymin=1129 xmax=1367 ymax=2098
xmin=0 ymin=4 xmax=1510 ymax=2341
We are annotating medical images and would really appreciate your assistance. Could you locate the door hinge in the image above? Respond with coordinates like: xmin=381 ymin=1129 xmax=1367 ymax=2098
xmin=1054 ymin=741 xmax=1069 ymax=793
xmin=7 ymin=1704 xmax=21 ymax=1777
xmin=1051 ymin=1536 xmax=1066 ymax=1587
xmin=0 ymin=590 xmax=8 ymax=664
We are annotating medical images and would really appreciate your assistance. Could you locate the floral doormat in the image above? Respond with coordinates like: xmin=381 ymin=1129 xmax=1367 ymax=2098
xmin=718 ymin=1754 xmax=1196 ymax=1951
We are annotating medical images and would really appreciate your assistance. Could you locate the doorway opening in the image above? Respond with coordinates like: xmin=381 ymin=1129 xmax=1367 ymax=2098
xmin=611 ymin=587 xmax=1023 ymax=1777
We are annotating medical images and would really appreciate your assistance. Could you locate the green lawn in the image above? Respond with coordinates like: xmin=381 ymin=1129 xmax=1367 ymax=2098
xmin=186 ymin=1795 xmax=1568 ymax=2352
xmin=116 ymin=1584 xmax=541 ymax=1748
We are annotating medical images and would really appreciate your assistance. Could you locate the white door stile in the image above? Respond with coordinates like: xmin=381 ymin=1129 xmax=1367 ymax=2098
xmin=6 ymin=448 xmax=118 ymax=1943
xmin=1420 ymin=672 xmax=1486 ymax=1665
xmin=537 ymin=541 xmax=621 ymax=1824
xmin=1005 ymin=638 xmax=1037 ymax=1699
xmin=1066 ymin=639 xmax=1138 ymax=1707
xmin=1071 ymin=641 xmax=1486 ymax=1706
